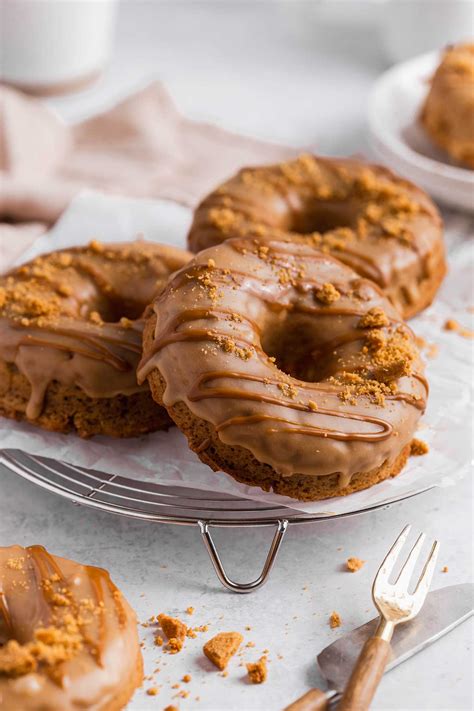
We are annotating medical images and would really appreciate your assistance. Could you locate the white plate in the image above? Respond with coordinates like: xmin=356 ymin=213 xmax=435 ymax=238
xmin=368 ymin=51 xmax=474 ymax=213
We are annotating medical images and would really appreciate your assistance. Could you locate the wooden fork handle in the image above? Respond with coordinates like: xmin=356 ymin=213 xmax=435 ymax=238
xmin=284 ymin=687 xmax=332 ymax=711
xmin=337 ymin=636 xmax=391 ymax=711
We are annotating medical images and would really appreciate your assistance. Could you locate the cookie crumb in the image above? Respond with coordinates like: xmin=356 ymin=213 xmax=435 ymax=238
xmin=203 ymin=632 xmax=243 ymax=670
xmin=442 ymin=566 xmax=449 ymax=573
xmin=410 ymin=438 xmax=429 ymax=456
xmin=146 ymin=687 xmax=159 ymax=696
xmin=443 ymin=318 xmax=474 ymax=338
xmin=89 ymin=310 xmax=103 ymax=325
xmin=329 ymin=611 xmax=341 ymax=629
xmin=358 ymin=307 xmax=389 ymax=329
xmin=315 ymin=282 xmax=341 ymax=305
xmin=185 ymin=606 xmax=195 ymax=615
xmin=246 ymin=656 xmax=267 ymax=684
xmin=182 ymin=674 xmax=192 ymax=683
xmin=346 ymin=557 xmax=365 ymax=572
xmin=88 ymin=239 xmax=104 ymax=253
xmin=158 ymin=614 xmax=187 ymax=654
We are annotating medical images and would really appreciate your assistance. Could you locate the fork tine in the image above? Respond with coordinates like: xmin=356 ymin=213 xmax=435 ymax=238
xmin=395 ymin=532 xmax=426 ymax=588
xmin=374 ymin=524 xmax=412 ymax=586
xmin=415 ymin=540 xmax=440 ymax=596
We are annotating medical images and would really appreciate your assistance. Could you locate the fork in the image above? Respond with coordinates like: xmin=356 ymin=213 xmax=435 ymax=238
xmin=337 ymin=525 xmax=439 ymax=711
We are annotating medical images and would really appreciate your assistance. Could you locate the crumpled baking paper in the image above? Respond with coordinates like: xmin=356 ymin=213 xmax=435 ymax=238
xmin=0 ymin=191 xmax=472 ymax=515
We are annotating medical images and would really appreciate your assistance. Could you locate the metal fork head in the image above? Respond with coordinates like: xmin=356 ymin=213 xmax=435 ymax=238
xmin=372 ymin=524 xmax=440 ymax=626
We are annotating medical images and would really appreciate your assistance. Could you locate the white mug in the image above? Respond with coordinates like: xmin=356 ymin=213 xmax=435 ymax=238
xmin=0 ymin=0 xmax=117 ymax=95
xmin=381 ymin=0 xmax=474 ymax=64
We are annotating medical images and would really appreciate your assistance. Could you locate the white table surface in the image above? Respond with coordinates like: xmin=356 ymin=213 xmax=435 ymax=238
xmin=1 ymin=3 xmax=472 ymax=710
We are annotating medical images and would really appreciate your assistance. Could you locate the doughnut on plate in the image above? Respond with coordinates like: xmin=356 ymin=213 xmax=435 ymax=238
xmin=368 ymin=50 xmax=474 ymax=212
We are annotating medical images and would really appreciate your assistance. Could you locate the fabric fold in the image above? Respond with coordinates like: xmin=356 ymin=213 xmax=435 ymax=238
xmin=0 ymin=81 xmax=297 ymax=271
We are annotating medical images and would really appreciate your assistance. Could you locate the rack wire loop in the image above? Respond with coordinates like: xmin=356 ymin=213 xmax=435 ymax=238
xmin=198 ymin=519 xmax=289 ymax=593
xmin=1 ymin=448 xmax=433 ymax=592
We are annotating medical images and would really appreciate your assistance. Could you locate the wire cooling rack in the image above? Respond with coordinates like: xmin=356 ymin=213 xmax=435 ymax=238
xmin=0 ymin=448 xmax=433 ymax=593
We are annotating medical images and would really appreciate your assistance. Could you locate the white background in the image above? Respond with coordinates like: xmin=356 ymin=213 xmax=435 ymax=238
xmin=1 ymin=3 xmax=472 ymax=710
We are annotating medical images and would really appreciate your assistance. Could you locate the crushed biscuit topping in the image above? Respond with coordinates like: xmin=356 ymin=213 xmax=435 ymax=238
xmin=315 ymin=282 xmax=341 ymax=305
xmin=410 ymin=438 xmax=429 ymax=456
xmin=158 ymin=614 xmax=187 ymax=654
xmin=358 ymin=307 xmax=389 ymax=329
xmin=443 ymin=318 xmax=474 ymax=339
xmin=203 ymin=632 xmax=243 ymax=670
xmin=346 ymin=557 xmax=365 ymax=572
xmin=246 ymin=656 xmax=268 ymax=684
xmin=330 ymin=371 xmax=397 ymax=407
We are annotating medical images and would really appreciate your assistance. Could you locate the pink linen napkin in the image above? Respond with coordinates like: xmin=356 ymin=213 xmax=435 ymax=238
xmin=0 ymin=82 xmax=296 ymax=271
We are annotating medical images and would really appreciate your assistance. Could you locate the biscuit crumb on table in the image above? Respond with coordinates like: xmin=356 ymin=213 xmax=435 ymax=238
xmin=442 ymin=566 xmax=449 ymax=573
xmin=146 ymin=686 xmax=159 ymax=696
xmin=157 ymin=614 xmax=187 ymax=653
xmin=346 ymin=557 xmax=365 ymax=572
xmin=246 ymin=656 xmax=268 ymax=684
xmin=410 ymin=438 xmax=429 ymax=456
xmin=443 ymin=318 xmax=474 ymax=339
xmin=329 ymin=611 xmax=342 ymax=628
xmin=203 ymin=632 xmax=243 ymax=670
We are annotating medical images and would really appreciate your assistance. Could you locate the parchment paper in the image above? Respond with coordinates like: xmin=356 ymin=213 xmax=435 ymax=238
xmin=1 ymin=191 xmax=472 ymax=515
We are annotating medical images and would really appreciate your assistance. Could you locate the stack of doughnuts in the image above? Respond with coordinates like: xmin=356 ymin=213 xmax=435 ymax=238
xmin=0 ymin=155 xmax=446 ymax=502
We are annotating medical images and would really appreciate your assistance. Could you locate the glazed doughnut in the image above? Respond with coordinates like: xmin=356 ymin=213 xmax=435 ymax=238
xmin=138 ymin=237 xmax=428 ymax=501
xmin=187 ymin=155 xmax=446 ymax=318
xmin=0 ymin=240 xmax=192 ymax=437
xmin=420 ymin=43 xmax=474 ymax=168
xmin=0 ymin=545 xmax=142 ymax=711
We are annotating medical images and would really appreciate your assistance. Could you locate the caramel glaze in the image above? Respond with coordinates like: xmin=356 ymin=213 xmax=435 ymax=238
xmin=139 ymin=237 xmax=427 ymax=486
xmin=0 ymin=241 xmax=192 ymax=422
xmin=0 ymin=545 xmax=141 ymax=711
xmin=187 ymin=154 xmax=446 ymax=318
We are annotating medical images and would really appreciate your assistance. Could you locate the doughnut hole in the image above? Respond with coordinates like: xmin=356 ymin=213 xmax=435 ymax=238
xmin=290 ymin=199 xmax=361 ymax=235
xmin=87 ymin=293 xmax=149 ymax=323
xmin=260 ymin=311 xmax=327 ymax=383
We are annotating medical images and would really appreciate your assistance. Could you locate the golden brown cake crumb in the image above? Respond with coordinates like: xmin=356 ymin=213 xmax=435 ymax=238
xmin=443 ymin=318 xmax=474 ymax=339
xmin=329 ymin=612 xmax=342 ymax=629
xmin=158 ymin=614 xmax=187 ymax=641
xmin=315 ymin=282 xmax=341 ymax=304
xmin=358 ymin=307 xmax=389 ymax=329
xmin=346 ymin=557 xmax=365 ymax=572
xmin=158 ymin=614 xmax=187 ymax=654
xmin=203 ymin=632 xmax=243 ymax=670
xmin=182 ymin=674 xmax=192 ymax=683
xmin=185 ymin=606 xmax=195 ymax=615
xmin=167 ymin=638 xmax=184 ymax=654
xmin=246 ymin=656 xmax=268 ymax=684
xmin=410 ymin=438 xmax=429 ymax=456
xmin=147 ymin=687 xmax=159 ymax=696
xmin=6 ymin=557 xmax=25 ymax=570
xmin=164 ymin=706 xmax=179 ymax=711
xmin=442 ymin=566 xmax=449 ymax=573
xmin=155 ymin=635 xmax=164 ymax=647
xmin=88 ymin=239 xmax=104 ymax=253
xmin=0 ymin=640 xmax=37 ymax=677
